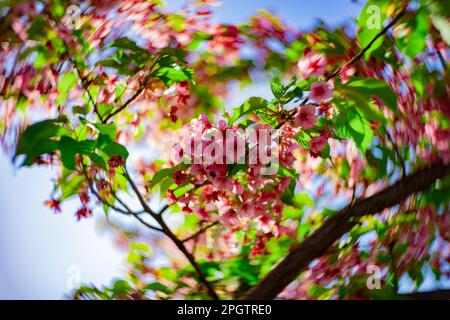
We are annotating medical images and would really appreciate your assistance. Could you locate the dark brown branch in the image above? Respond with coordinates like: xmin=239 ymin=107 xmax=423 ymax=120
xmin=73 ymin=64 xmax=103 ymax=122
xmin=386 ymin=129 xmax=406 ymax=177
xmin=80 ymin=165 xmax=162 ymax=231
xmin=243 ymin=161 xmax=450 ymax=299
xmin=435 ymin=47 xmax=446 ymax=70
xmin=182 ymin=221 xmax=219 ymax=243
xmin=158 ymin=204 xmax=169 ymax=215
xmin=102 ymin=57 xmax=160 ymax=123
xmin=122 ymin=169 xmax=219 ymax=299
xmin=327 ymin=6 xmax=408 ymax=80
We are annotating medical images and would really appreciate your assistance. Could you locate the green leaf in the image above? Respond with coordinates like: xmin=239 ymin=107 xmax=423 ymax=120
xmin=167 ymin=13 xmax=185 ymax=32
xmin=282 ymin=206 xmax=303 ymax=219
xmin=158 ymin=48 xmax=187 ymax=64
xmin=357 ymin=0 xmax=389 ymax=60
xmin=150 ymin=164 xmax=188 ymax=189
xmin=293 ymin=192 xmax=314 ymax=208
xmin=61 ymin=175 xmax=85 ymax=199
xmin=130 ymin=242 xmax=151 ymax=253
xmin=223 ymin=259 xmax=260 ymax=286
xmin=156 ymin=66 xmax=193 ymax=87
xmin=58 ymin=72 xmax=78 ymax=103
xmin=227 ymin=163 xmax=249 ymax=177
xmin=411 ymin=68 xmax=426 ymax=97
xmin=395 ymin=8 xmax=429 ymax=57
xmin=281 ymin=178 xmax=296 ymax=206
xmin=15 ymin=117 xmax=68 ymax=165
xmin=336 ymin=110 xmax=374 ymax=154
xmin=96 ymin=59 xmax=120 ymax=68
xmin=33 ymin=50 xmax=47 ymax=69
xmin=110 ymin=37 xmax=146 ymax=52
xmin=144 ymin=282 xmax=171 ymax=295
xmin=88 ymin=153 xmax=107 ymax=169
xmin=96 ymin=124 xmax=116 ymax=140
xmin=79 ymin=117 xmax=117 ymax=140
xmin=112 ymin=279 xmax=131 ymax=297
xmin=102 ymin=142 xmax=129 ymax=160
xmin=337 ymin=86 xmax=387 ymax=123
xmin=58 ymin=136 xmax=96 ymax=170
xmin=271 ymin=77 xmax=285 ymax=100
xmin=345 ymin=78 xmax=398 ymax=115
xmin=151 ymin=168 xmax=174 ymax=188
xmin=59 ymin=138 xmax=78 ymax=170
xmin=27 ymin=16 xmax=51 ymax=41
xmin=320 ymin=142 xmax=331 ymax=159
xmin=229 ymin=97 xmax=269 ymax=125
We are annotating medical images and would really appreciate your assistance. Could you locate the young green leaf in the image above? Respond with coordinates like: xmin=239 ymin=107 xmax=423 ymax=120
xmin=229 ymin=97 xmax=269 ymax=125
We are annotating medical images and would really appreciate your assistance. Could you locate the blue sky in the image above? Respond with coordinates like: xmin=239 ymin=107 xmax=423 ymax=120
xmin=0 ymin=0 xmax=370 ymax=299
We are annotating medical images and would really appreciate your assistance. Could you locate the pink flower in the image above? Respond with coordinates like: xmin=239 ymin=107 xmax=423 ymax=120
xmin=239 ymin=202 xmax=255 ymax=217
xmin=232 ymin=180 xmax=244 ymax=195
xmin=294 ymin=105 xmax=317 ymax=129
xmin=219 ymin=210 xmax=240 ymax=228
xmin=309 ymin=132 xmax=329 ymax=158
xmin=79 ymin=193 xmax=90 ymax=206
xmin=278 ymin=177 xmax=291 ymax=193
xmin=108 ymin=155 xmax=125 ymax=170
xmin=349 ymin=157 xmax=363 ymax=188
xmin=310 ymin=82 xmax=333 ymax=103
xmin=195 ymin=207 xmax=211 ymax=220
xmin=167 ymin=190 xmax=178 ymax=205
xmin=256 ymin=214 xmax=275 ymax=233
xmin=75 ymin=207 xmax=92 ymax=221
xmin=206 ymin=164 xmax=227 ymax=181
xmin=173 ymin=171 xmax=188 ymax=185
xmin=45 ymin=198 xmax=62 ymax=213
xmin=340 ymin=65 xmax=356 ymax=84
xmin=182 ymin=206 xmax=193 ymax=214
xmin=297 ymin=52 xmax=327 ymax=79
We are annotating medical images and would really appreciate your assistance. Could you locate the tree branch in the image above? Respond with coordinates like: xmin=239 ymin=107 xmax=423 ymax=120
xmin=277 ymin=6 xmax=409 ymax=129
xmin=80 ymin=165 xmax=162 ymax=231
xmin=243 ymin=161 xmax=450 ymax=299
xmin=122 ymin=169 xmax=219 ymax=299
xmin=102 ymin=57 xmax=160 ymax=123
xmin=72 ymin=63 xmax=103 ymax=122
xmin=182 ymin=221 xmax=219 ymax=243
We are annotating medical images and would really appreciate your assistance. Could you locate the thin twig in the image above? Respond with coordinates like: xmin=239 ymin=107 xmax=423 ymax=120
xmin=277 ymin=6 xmax=409 ymax=129
xmin=435 ymin=48 xmax=446 ymax=70
xmin=73 ymin=64 xmax=103 ymax=120
xmin=182 ymin=221 xmax=219 ymax=243
xmin=122 ymin=168 xmax=219 ymax=299
xmin=386 ymin=129 xmax=406 ymax=177
xmin=102 ymin=56 xmax=161 ymax=123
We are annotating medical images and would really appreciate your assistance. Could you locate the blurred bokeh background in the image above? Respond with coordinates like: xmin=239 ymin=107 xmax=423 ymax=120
xmin=1 ymin=0 xmax=405 ymax=299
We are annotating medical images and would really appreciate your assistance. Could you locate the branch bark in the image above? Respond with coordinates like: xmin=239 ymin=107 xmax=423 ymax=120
xmin=276 ymin=6 xmax=408 ymax=129
xmin=122 ymin=169 xmax=219 ymax=299
xmin=243 ymin=161 xmax=450 ymax=299
xmin=182 ymin=221 xmax=219 ymax=243
xmin=102 ymin=57 xmax=160 ymax=123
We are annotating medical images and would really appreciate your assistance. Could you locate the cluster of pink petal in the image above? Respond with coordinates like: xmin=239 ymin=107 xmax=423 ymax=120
xmin=281 ymin=244 xmax=381 ymax=299
xmin=166 ymin=115 xmax=298 ymax=258
xmin=359 ymin=54 xmax=450 ymax=165
xmin=383 ymin=207 xmax=448 ymax=275
xmin=247 ymin=11 xmax=293 ymax=58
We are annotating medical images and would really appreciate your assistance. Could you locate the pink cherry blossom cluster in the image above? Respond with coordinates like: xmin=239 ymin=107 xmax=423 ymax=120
xmin=154 ymin=115 xmax=300 ymax=256
xmin=297 ymin=52 xmax=333 ymax=103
